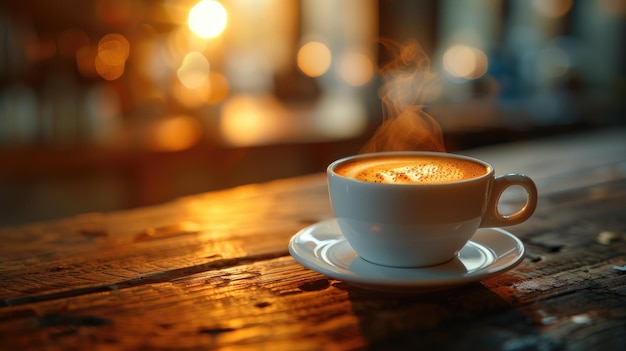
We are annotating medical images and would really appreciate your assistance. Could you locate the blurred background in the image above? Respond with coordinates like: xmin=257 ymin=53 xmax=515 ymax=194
xmin=0 ymin=0 xmax=624 ymax=226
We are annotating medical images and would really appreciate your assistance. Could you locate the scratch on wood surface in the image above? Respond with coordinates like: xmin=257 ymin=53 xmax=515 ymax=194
xmin=298 ymin=279 xmax=331 ymax=292
xmin=254 ymin=301 xmax=272 ymax=308
xmin=1 ymin=251 xmax=287 ymax=308
xmin=37 ymin=314 xmax=112 ymax=327
xmin=197 ymin=327 xmax=236 ymax=336
xmin=134 ymin=222 xmax=201 ymax=242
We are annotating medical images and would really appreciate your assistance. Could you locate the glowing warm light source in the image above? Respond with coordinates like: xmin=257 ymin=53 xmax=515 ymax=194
xmin=173 ymin=79 xmax=206 ymax=108
xmin=297 ymin=41 xmax=332 ymax=77
xmin=188 ymin=0 xmax=227 ymax=39
xmin=96 ymin=33 xmax=130 ymax=81
xmin=337 ymin=52 xmax=374 ymax=86
xmin=177 ymin=52 xmax=210 ymax=89
xmin=173 ymin=71 xmax=230 ymax=108
xmin=95 ymin=55 xmax=125 ymax=81
xmin=220 ymin=94 xmax=287 ymax=146
xmin=443 ymin=45 xmax=488 ymax=80
xmin=533 ymin=0 xmax=573 ymax=18
xmin=98 ymin=34 xmax=130 ymax=65
xmin=148 ymin=115 xmax=203 ymax=151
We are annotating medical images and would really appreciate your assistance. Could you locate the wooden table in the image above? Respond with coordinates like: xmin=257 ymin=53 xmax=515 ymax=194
xmin=1 ymin=128 xmax=625 ymax=350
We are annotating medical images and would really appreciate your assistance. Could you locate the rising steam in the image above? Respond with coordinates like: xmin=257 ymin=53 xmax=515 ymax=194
xmin=361 ymin=40 xmax=445 ymax=153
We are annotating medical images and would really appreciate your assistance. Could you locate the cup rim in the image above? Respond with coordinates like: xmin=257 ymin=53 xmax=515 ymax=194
xmin=327 ymin=151 xmax=494 ymax=186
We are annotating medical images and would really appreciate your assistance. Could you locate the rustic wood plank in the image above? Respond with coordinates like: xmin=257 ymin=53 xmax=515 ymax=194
xmin=0 ymin=174 xmax=332 ymax=302
xmin=0 ymin=248 xmax=623 ymax=350
xmin=2 ymin=129 xmax=623 ymax=300
xmin=464 ymin=128 xmax=626 ymax=189
xmin=0 ymin=177 xmax=624 ymax=350
xmin=1 ymin=130 xmax=625 ymax=350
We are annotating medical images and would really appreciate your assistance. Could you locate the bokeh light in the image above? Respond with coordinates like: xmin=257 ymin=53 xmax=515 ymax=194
xmin=443 ymin=45 xmax=488 ymax=80
xmin=337 ymin=51 xmax=374 ymax=86
xmin=173 ymin=79 xmax=207 ymax=109
xmin=173 ymin=71 xmax=229 ymax=108
xmin=95 ymin=55 xmax=125 ymax=81
xmin=220 ymin=94 xmax=287 ymax=146
xmin=95 ymin=33 xmax=130 ymax=81
xmin=297 ymin=41 xmax=332 ymax=77
xmin=98 ymin=34 xmax=130 ymax=65
xmin=177 ymin=52 xmax=210 ymax=89
xmin=188 ymin=0 xmax=228 ymax=39
xmin=147 ymin=115 xmax=203 ymax=151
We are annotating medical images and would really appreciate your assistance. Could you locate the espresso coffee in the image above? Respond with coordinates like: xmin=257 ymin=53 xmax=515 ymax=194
xmin=334 ymin=155 xmax=489 ymax=184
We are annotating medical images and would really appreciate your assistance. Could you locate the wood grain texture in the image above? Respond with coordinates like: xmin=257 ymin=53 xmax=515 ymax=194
xmin=1 ymin=180 xmax=624 ymax=350
xmin=0 ymin=174 xmax=331 ymax=303
xmin=1 ymin=130 xmax=625 ymax=350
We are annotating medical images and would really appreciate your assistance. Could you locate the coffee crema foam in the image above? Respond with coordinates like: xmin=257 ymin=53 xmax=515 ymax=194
xmin=335 ymin=156 xmax=489 ymax=184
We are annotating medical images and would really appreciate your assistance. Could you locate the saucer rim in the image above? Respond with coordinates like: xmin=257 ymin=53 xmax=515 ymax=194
xmin=288 ymin=219 xmax=525 ymax=291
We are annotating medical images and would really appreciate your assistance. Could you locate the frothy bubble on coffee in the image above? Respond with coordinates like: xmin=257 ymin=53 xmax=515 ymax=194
xmin=336 ymin=157 xmax=488 ymax=184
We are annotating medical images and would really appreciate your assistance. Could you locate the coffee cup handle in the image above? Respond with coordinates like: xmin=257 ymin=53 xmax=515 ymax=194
xmin=480 ymin=174 xmax=538 ymax=228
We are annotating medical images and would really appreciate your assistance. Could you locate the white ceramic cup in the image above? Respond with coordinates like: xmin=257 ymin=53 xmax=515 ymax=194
xmin=327 ymin=151 xmax=537 ymax=268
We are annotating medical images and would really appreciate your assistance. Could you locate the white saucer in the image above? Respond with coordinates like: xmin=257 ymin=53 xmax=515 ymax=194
xmin=288 ymin=219 xmax=525 ymax=292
